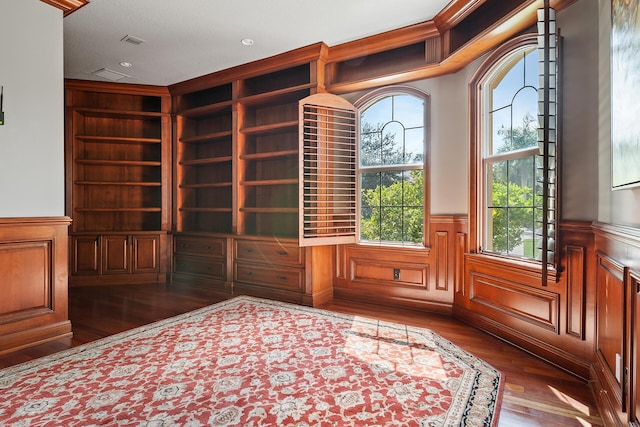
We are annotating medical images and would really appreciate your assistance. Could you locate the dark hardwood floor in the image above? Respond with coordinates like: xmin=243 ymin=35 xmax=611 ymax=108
xmin=0 ymin=282 xmax=603 ymax=426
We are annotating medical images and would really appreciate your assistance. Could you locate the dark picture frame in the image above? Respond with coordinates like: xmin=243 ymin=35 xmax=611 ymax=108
xmin=611 ymin=0 xmax=640 ymax=189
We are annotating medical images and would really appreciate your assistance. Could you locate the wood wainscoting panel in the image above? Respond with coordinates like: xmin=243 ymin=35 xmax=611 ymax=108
xmin=455 ymin=232 xmax=466 ymax=296
xmin=456 ymin=220 xmax=596 ymax=380
xmin=350 ymin=257 xmax=428 ymax=288
xmin=334 ymin=216 xmax=466 ymax=313
xmin=594 ymin=250 xmax=626 ymax=416
xmin=0 ymin=240 xmax=52 ymax=323
xmin=468 ymin=271 xmax=559 ymax=332
xmin=566 ymin=245 xmax=586 ymax=338
xmin=592 ymin=222 xmax=640 ymax=425
xmin=0 ymin=217 xmax=72 ymax=355
xmin=435 ymin=231 xmax=448 ymax=291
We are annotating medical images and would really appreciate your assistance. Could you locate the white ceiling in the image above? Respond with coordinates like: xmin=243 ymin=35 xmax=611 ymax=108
xmin=63 ymin=0 xmax=452 ymax=86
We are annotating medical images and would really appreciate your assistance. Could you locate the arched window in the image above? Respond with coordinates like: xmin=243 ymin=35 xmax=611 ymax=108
xmin=355 ymin=87 xmax=429 ymax=246
xmin=470 ymin=33 xmax=560 ymax=265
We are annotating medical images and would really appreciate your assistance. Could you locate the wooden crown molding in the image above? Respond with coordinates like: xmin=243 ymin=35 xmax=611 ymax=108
xmin=40 ymin=0 xmax=89 ymax=16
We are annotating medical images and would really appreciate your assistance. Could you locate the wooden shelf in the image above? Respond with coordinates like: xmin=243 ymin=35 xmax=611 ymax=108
xmin=239 ymin=207 xmax=298 ymax=214
xmin=75 ymin=135 xmax=162 ymax=144
xmin=179 ymin=182 xmax=232 ymax=189
xmin=75 ymin=159 xmax=162 ymax=167
xmin=240 ymin=179 xmax=297 ymax=186
xmin=179 ymin=130 xmax=232 ymax=144
xmin=178 ymin=100 xmax=233 ymax=119
xmin=75 ymin=207 xmax=162 ymax=212
xmin=74 ymin=107 xmax=164 ymax=120
xmin=240 ymin=150 xmax=298 ymax=160
xmin=179 ymin=156 xmax=232 ymax=166
xmin=75 ymin=181 xmax=162 ymax=186
xmin=238 ymin=83 xmax=315 ymax=106
xmin=240 ymin=121 xmax=298 ymax=135
xmin=179 ymin=207 xmax=233 ymax=213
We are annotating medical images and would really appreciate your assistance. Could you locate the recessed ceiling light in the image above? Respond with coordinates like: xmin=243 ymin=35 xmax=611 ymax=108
xmin=120 ymin=61 xmax=133 ymax=68
xmin=241 ymin=38 xmax=254 ymax=46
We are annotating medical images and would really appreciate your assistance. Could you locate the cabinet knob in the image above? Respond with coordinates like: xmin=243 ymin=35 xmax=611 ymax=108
xmin=245 ymin=271 xmax=253 ymax=276
xmin=277 ymin=275 xmax=287 ymax=280
xmin=207 ymin=246 xmax=214 ymax=251
xmin=246 ymin=249 xmax=256 ymax=253
xmin=277 ymin=251 xmax=288 ymax=256
xmin=180 ymin=243 xmax=190 ymax=249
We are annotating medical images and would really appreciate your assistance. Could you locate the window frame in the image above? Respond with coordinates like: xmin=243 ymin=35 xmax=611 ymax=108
xmin=470 ymin=33 xmax=558 ymax=265
xmin=354 ymin=85 xmax=431 ymax=247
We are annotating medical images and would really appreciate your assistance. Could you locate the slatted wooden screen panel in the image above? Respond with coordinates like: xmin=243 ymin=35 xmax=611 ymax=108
xmin=299 ymin=94 xmax=357 ymax=247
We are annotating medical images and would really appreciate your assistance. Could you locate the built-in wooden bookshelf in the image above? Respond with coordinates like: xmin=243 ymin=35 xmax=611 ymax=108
xmin=168 ymin=44 xmax=335 ymax=303
xmin=236 ymin=63 xmax=315 ymax=239
xmin=65 ymin=80 xmax=171 ymax=286
xmin=174 ymin=83 xmax=234 ymax=234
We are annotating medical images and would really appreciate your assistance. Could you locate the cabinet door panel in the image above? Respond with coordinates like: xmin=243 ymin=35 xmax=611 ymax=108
xmin=174 ymin=254 xmax=225 ymax=281
xmin=235 ymin=263 xmax=303 ymax=291
xmin=174 ymin=236 xmax=225 ymax=258
xmin=234 ymin=240 xmax=303 ymax=266
xmin=71 ymin=236 xmax=100 ymax=276
xmin=102 ymin=235 xmax=129 ymax=275
xmin=132 ymin=235 xmax=160 ymax=274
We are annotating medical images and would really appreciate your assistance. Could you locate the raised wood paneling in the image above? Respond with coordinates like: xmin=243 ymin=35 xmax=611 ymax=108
xmin=334 ymin=216 xmax=466 ymax=313
xmin=350 ymin=257 xmax=428 ymax=288
xmin=132 ymin=235 xmax=159 ymax=273
xmin=468 ymin=271 xmax=559 ymax=332
xmin=566 ymin=245 xmax=586 ymax=338
xmin=455 ymin=231 xmax=466 ymax=295
xmin=456 ymin=220 xmax=596 ymax=380
xmin=0 ymin=217 xmax=72 ymax=355
xmin=435 ymin=231 xmax=449 ymax=291
xmin=592 ymin=222 xmax=640 ymax=426
xmin=0 ymin=241 xmax=52 ymax=322
xmin=71 ymin=235 xmax=99 ymax=275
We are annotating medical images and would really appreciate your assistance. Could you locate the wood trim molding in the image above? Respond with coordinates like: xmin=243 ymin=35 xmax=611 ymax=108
xmin=40 ymin=0 xmax=89 ymax=16
xmin=170 ymin=43 xmax=328 ymax=96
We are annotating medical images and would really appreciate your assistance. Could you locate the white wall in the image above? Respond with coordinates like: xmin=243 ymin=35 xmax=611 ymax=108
xmin=597 ymin=0 xmax=640 ymax=227
xmin=0 ymin=0 xmax=64 ymax=217
xmin=558 ymin=0 xmax=600 ymax=221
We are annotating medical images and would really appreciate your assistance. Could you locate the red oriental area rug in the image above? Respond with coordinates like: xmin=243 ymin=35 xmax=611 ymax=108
xmin=0 ymin=296 xmax=503 ymax=426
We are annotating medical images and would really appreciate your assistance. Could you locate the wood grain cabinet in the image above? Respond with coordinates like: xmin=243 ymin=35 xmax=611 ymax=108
xmin=65 ymin=80 xmax=171 ymax=286
xmin=172 ymin=235 xmax=228 ymax=293
xmin=70 ymin=233 xmax=162 ymax=284
xmin=233 ymin=238 xmax=305 ymax=298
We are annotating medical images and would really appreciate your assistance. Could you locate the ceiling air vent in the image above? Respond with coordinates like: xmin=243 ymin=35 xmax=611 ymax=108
xmin=121 ymin=35 xmax=145 ymax=45
xmin=91 ymin=68 xmax=130 ymax=82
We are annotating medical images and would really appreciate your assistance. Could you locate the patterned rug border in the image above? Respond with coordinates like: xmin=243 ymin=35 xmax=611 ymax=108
xmin=0 ymin=295 xmax=504 ymax=426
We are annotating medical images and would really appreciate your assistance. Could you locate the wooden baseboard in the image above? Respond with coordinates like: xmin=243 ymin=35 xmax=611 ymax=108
xmin=454 ymin=305 xmax=592 ymax=380
xmin=0 ymin=321 xmax=72 ymax=356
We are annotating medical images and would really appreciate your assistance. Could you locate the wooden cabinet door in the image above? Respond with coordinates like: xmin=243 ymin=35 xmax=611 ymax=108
xmin=132 ymin=234 xmax=160 ymax=274
xmin=71 ymin=235 xmax=100 ymax=276
xmin=102 ymin=235 xmax=130 ymax=275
